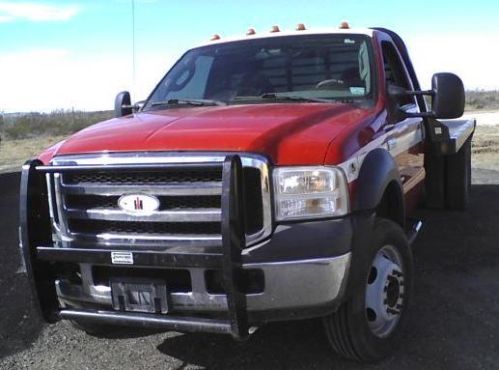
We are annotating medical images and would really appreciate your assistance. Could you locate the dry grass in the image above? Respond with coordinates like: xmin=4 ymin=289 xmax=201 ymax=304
xmin=0 ymin=135 xmax=66 ymax=172
xmin=472 ymin=125 xmax=499 ymax=171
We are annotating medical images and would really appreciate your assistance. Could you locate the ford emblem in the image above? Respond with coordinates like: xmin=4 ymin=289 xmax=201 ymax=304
xmin=118 ymin=194 xmax=160 ymax=214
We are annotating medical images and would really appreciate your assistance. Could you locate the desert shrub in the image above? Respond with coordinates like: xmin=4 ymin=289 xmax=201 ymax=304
xmin=465 ymin=90 xmax=499 ymax=111
xmin=1 ymin=110 xmax=114 ymax=140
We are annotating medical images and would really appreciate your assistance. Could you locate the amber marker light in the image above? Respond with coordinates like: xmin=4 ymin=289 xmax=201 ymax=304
xmin=296 ymin=23 xmax=306 ymax=31
xmin=339 ymin=21 xmax=350 ymax=29
xmin=270 ymin=25 xmax=280 ymax=33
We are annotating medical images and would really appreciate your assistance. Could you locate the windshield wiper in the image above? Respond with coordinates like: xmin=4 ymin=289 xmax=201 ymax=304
xmin=259 ymin=93 xmax=334 ymax=103
xmin=150 ymin=98 xmax=227 ymax=108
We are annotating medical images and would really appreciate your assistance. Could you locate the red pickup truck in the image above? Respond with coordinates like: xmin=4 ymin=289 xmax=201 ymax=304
xmin=20 ymin=25 xmax=475 ymax=362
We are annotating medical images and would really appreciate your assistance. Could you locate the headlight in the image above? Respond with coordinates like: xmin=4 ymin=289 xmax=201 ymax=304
xmin=273 ymin=166 xmax=349 ymax=221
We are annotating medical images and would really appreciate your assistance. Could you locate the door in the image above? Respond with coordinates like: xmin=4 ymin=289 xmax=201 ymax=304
xmin=381 ymin=41 xmax=425 ymax=213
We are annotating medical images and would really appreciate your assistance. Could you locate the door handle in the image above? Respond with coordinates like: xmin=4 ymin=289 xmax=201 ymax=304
xmin=384 ymin=124 xmax=396 ymax=132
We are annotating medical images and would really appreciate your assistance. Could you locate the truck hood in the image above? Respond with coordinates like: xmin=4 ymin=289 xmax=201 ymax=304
xmin=42 ymin=103 xmax=377 ymax=165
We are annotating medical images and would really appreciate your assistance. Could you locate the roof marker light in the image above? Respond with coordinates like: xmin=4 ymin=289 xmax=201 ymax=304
xmin=296 ymin=23 xmax=306 ymax=31
xmin=246 ymin=28 xmax=256 ymax=36
xmin=210 ymin=34 xmax=221 ymax=41
xmin=270 ymin=25 xmax=280 ymax=33
xmin=339 ymin=21 xmax=350 ymax=29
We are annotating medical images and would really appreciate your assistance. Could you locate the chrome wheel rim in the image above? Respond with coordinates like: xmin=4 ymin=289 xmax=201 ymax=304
xmin=365 ymin=245 xmax=405 ymax=338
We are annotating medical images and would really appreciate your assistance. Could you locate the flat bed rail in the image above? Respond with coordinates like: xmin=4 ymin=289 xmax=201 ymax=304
xmin=440 ymin=118 xmax=476 ymax=154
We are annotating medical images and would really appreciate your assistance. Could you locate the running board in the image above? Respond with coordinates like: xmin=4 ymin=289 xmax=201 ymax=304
xmin=406 ymin=220 xmax=422 ymax=246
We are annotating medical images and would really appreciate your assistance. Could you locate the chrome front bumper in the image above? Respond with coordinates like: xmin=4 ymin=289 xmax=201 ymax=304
xmin=56 ymin=253 xmax=351 ymax=313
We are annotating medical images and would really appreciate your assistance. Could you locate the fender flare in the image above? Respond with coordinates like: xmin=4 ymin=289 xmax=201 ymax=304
xmin=353 ymin=148 xmax=404 ymax=221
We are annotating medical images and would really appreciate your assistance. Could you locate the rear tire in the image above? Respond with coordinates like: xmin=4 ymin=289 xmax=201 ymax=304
xmin=323 ymin=218 xmax=413 ymax=362
xmin=446 ymin=138 xmax=471 ymax=210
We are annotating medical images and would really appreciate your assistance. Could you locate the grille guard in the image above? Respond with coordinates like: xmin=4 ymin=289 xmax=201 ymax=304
xmin=20 ymin=155 xmax=253 ymax=339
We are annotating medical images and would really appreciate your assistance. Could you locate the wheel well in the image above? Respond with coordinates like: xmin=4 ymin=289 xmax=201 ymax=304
xmin=375 ymin=181 xmax=404 ymax=227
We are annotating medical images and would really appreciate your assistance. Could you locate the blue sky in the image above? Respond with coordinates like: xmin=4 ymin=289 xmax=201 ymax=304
xmin=1 ymin=0 xmax=498 ymax=112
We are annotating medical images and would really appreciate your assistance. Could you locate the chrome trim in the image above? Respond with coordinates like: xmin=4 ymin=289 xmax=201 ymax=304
xmin=60 ymin=182 xmax=223 ymax=196
xmin=244 ymin=252 xmax=351 ymax=310
xmin=71 ymin=232 xmax=222 ymax=246
xmin=37 ymin=162 xmax=223 ymax=172
xmin=49 ymin=152 xmax=272 ymax=248
xmin=53 ymin=173 xmax=71 ymax=240
xmin=56 ymin=253 xmax=351 ymax=312
xmin=66 ymin=208 xmax=221 ymax=223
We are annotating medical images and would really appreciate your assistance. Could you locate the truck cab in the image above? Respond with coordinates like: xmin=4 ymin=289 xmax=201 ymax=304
xmin=20 ymin=24 xmax=475 ymax=362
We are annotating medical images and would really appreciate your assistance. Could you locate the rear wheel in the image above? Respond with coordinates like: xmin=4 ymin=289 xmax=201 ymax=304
xmin=323 ymin=218 xmax=413 ymax=362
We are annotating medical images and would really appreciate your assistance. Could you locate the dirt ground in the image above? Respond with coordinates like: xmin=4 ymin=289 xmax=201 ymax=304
xmin=1 ymin=119 xmax=499 ymax=369
xmin=472 ymin=125 xmax=499 ymax=171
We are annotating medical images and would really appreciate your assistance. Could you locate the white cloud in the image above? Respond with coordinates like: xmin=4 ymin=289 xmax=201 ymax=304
xmin=0 ymin=48 xmax=178 ymax=112
xmin=0 ymin=1 xmax=79 ymax=23
xmin=405 ymin=32 xmax=499 ymax=91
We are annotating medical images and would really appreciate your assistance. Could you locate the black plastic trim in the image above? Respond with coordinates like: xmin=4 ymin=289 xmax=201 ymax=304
xmin=354 ymin=148 xmax=404 ymax=216
xmin=19 ymin=160 xmax=59 ymax=323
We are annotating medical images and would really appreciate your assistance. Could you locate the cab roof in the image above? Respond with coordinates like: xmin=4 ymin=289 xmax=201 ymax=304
xmin=194 ymin=27 xmax=376 ymax=49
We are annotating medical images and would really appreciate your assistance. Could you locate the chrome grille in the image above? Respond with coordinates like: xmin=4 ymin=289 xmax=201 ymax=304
xmin=47 ymin=153 xmax=272 ymax=249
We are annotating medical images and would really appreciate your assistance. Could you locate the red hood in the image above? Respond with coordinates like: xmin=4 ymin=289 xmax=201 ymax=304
xmin=40 ymin=103 xmax=378 ymax=165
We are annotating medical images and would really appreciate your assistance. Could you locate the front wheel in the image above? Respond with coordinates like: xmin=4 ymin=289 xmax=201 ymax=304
xmin=323 ymin=218 xmax=414 ymax=362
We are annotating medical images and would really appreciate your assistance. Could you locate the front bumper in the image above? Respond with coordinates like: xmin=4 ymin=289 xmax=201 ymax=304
xmin=55 ymin=253 xmax=351 ymax=314
xmin=57 ymin=253 xmax=350 ymax=334
xmin=20 ymin=155 xmax=354 ymax=338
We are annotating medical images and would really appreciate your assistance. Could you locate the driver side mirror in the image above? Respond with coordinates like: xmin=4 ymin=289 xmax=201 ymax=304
xmin=388 ymin=72 xmax=465 ymax=119
xmin=114 ymin=91 xmax=133 ymax=117
xmin=431 ymin=73 xmax=465 ymax=119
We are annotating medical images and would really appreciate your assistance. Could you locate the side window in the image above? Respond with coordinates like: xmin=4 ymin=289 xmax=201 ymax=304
xmin=381 ymin=41 xmax=415 ymax=108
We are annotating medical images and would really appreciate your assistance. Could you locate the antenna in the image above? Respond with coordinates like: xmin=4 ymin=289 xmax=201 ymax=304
xmin=131 ymin=0 xmax=136 ymax=98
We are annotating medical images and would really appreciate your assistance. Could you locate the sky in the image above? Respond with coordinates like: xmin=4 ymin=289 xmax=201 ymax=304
xmin=0 ymin=0 xmax=498 ymax=113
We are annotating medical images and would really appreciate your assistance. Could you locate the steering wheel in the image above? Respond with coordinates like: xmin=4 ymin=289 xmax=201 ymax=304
xmin=315 ymin=79 xmax=346 ymax=90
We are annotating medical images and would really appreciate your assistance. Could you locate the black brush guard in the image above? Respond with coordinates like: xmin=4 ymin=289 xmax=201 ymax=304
xmin=19 ymin=155 xmax=252 ymax=339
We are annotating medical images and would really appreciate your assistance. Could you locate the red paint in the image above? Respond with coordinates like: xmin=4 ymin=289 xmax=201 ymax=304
xmin=39 ymin=103 xmax=379 ymax=166
xmin=35 ymin=29 xmax=429 ymax=218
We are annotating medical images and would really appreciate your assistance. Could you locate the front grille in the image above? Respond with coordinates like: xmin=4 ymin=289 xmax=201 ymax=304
xmin=65 ymin=170 xmax=222 ymax=185
xmin=65 ymin=194 xmax=222 ymax=210
xmin=68 ymin=219 xmax=221 ymax=236
xmin=48 ymin=154 xmax=271 ymax=248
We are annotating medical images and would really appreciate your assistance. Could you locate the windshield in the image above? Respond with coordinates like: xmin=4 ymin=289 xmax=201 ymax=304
xmin=144 ymin=34 xmax=375 ymax=110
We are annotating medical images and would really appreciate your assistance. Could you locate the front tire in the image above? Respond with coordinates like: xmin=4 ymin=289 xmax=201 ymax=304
xmin=323 ymin=218 xmax=413 ymax=362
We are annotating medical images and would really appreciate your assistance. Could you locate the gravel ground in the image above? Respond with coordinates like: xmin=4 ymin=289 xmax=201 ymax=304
xmin=1 ymin=168 xmax=499 ymax=369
